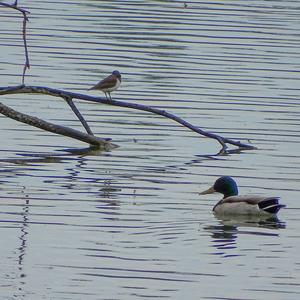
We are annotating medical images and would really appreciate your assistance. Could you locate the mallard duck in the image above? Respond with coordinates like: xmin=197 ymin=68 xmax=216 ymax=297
xmin=199 ymin=176 xmax=285 ymax=216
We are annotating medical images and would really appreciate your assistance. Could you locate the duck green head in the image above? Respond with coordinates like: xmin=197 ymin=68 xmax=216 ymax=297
xmin=200 ymin=176 xmax=239 ymax=198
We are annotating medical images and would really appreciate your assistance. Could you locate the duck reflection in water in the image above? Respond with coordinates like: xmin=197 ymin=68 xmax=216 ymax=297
xmin=203 ymin=215 xmax=286 ymax=257
xmin=207 ymin=214 xmax=286 ymax=239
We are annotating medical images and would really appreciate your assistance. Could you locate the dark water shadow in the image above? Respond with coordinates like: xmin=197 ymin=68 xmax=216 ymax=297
xmin=0 ymin=144 xmax=249 ymax=173
xmin=191 ymin=147 xmax=247 ymax=163
xmin=165 ymin=147 xmax=250 ymax=171
xmin=0 ymin=145 xmax=112 ymax=165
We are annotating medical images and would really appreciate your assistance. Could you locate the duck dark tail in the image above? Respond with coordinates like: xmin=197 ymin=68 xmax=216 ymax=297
xmin=258 ymin=197 xmax=285 ymax=214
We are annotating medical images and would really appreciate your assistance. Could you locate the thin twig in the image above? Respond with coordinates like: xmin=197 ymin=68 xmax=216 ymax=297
xmin=21 ymin=10 xmax=30 ymax=84
xmin=0 ymin=1 xmax=30 ymax=84
xmin=0 ymin=85 xmax=257 ymax=150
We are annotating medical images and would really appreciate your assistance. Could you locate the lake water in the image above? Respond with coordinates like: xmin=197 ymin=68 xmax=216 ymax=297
xmin=0 ymin=1 xmax=299 ymax=299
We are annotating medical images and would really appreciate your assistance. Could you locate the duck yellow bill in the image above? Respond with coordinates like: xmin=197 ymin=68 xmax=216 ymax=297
xmin=199 ymin=186 xmax=215 ymax=195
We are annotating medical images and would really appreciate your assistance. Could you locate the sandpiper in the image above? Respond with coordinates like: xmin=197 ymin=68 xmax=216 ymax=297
xmin=89 ymin=70 xmax=121 ymax=100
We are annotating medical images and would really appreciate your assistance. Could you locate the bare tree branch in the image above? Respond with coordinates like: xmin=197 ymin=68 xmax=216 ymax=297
xmin=0 ymin=85 xmax=256 ymax=150
xmin=64 ymin=96 xmax=94 ymax=136
xmin=0 ymin=100 xmax=114 ymax=149
xmin=0 ymin=1 xmax=30 ymax=84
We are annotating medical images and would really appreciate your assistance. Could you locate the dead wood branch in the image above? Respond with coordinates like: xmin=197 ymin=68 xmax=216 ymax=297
xmin=64 ymin=96 xmax=94 ymax=136
xmin=0 ymin=100 xmax=114 ymax=149
xmin=0 ymin=85 xmax=256 ymax=151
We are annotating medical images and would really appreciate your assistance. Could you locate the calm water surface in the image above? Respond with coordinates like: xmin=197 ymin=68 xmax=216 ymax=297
xmin=0 ymin=1 xmax=299 ymax=299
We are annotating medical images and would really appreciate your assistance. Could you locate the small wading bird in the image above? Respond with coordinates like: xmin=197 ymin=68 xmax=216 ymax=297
xmin=89 ymin=70 xmax=121 ymax=100
xmin=199 ymin=176 xmax=285 ymax=216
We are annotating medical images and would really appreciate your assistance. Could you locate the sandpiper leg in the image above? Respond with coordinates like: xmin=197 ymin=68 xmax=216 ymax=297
xmin=108 ymin=92 xmax=112 ymax=101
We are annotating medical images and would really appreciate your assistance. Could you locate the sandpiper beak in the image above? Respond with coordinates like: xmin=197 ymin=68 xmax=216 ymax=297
xmin=199 ymin=186 xmax=215 ymax=195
